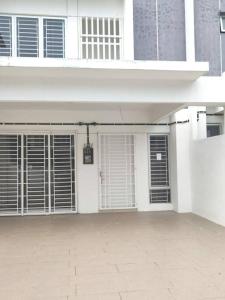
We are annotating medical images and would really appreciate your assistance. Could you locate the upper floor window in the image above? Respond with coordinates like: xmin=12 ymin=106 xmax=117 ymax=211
xmin=220 ymin=16 xmax=225 ymax=32
xmin=44 ymin=19 xmax=65 ymax=58
xmin=80 ymin=17 xmax=122 ymax=60
xmin=17 ymin=17 xmax=39 ymax=57
xmin=0 ymin=15 xmax=65 ymax=58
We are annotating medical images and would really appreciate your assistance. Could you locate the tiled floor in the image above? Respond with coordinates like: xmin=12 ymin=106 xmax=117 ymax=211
xmin=1 ymin=212 xmax=225 ymax=300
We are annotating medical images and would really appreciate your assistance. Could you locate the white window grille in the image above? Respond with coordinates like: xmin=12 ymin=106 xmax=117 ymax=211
xmin=149 ymin=135 xmax=171 ymax=204
xmin=50 ymin=135 xmax=76 ymax=213
xmin=80 ymin=17 xmax=122 ymax=60
xmin=23 ymin=135 xmax=49 ymax=214
xmin=0 ymin=16 xmax=12 ymax=56
xmin=44 ymin=18 xmax=65 ymax=58
xmin=0 ymin=134 xmax=76 ymax=216
xmin=17 ymin=17 xmax=39 ymax=57
xmin=0 ymin=135 xmax=22 ymax=215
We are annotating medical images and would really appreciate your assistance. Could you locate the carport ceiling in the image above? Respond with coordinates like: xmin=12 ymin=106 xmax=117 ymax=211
xmin=0 ymin=101 xmax=184 ymax=123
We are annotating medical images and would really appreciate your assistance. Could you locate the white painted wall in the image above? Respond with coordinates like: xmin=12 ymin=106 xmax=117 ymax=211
xmin=170 ymin=106 xmax=207 ymax=213
xmin=0 ymin=108 xmax=171 ymax=213
xmin=78 ymin=0 xmax=123 ymax=17
xmin=0 ymin=0 xmax=123 ymax=17
xmin=192 ymin=134 xmax=225 ymax=226
xmin=77 ymin=133 xmax=99 ymax=213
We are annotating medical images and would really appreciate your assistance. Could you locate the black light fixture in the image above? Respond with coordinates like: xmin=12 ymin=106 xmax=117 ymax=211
xmin=83 ymin=124 xmax=94 ymax=164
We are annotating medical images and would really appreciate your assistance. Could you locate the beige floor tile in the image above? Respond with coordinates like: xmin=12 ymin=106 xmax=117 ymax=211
xmin=1 ymin=212 xmax=225 ymax=299
xmin=76 ymin=263 xmax=118 ymax=275
xmin=120 ymin=290 xmax=174 ymax=300
xmin=69 ymin=293 xmax=121 ymax=300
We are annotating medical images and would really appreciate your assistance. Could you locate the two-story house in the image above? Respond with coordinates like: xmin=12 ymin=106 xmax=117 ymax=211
xmin=0 ymin=0 xmax=225 ymax=226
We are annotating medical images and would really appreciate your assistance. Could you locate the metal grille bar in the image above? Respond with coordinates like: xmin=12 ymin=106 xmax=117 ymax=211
xmin=44 ymin=18 xmax=65 ymax=58
xmin=149 ymin=135 xmax=170 ymax=204
xmin=81 ymin=17 xmax=122 ymax=60
xmin=0 ymin=16 xmax=12 ymax=56
xmin=17 ymin=17 xmax=39 ymax=57
xmin=50 ymin=135 xmax=76 ymax=213
xmin=0 ymin=135 xmax=21 ymax=215
xmin=23 ymin=135 xmax=49 ymax=214
xmin=100 ymin=135 xmax=135 ymax=209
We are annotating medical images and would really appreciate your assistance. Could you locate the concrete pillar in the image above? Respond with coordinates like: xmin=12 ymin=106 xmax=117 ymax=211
xmin=184 ymin=0 xmax=195 ymax=61
xmin=135 ymin=134 xmax=150 ymax=211
xmin=170 ymin=109 xmax=192 ymax=213
xmin=123 ymin=0 xmax=134 ymax=60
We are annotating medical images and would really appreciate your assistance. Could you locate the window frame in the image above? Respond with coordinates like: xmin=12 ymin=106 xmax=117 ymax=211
xmin=0 ymin=14 xmax=67 ymax=58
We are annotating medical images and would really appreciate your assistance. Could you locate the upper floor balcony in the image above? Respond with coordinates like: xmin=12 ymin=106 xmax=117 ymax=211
xmin=0 ymin=0 xmax=208 ymax=82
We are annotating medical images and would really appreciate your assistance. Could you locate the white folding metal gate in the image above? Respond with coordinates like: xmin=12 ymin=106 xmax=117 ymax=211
xmin=99 ymin=134 xmax=136 ymax=210
xmin=0 ymin=133 xmax=76 ymax=216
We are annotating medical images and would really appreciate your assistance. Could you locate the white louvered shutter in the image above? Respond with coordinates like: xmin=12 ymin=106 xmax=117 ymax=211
xmin=100 ymin=135 xmax=135 ymax=209
xmin=0 ymin=16 xmax=12 ymax=56
xmin=149 ymin=135 xmax=170 ymax=203
xmin=43 ymin=18 xmax=65 ymax=58
xmin=17 ymin=17 xmax=39 ymax=57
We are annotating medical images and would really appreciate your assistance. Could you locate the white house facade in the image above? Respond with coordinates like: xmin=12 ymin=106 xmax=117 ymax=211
xmin=0 ymin=0 xmax=225 ymax=226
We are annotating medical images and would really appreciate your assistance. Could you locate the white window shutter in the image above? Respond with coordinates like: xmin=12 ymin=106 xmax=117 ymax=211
xmin=17 ymin=17 xmax=39 ymax=57
xmin=0 ymin=16 xmax=12 ymax=56
xmin=43 ymin=18 xmax=65 ymax=58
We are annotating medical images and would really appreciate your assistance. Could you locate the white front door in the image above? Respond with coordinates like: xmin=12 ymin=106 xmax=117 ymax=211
xmin=99 ymin=134 xmax=136 ymax=210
